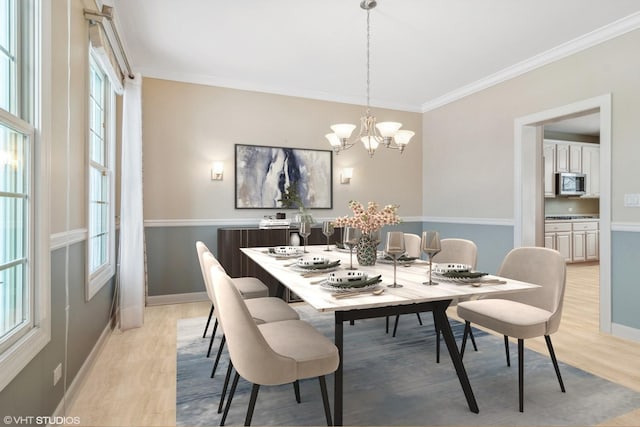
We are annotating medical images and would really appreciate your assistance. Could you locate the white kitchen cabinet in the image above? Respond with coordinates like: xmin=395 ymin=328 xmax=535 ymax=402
xmin=572 ymin=232 xmax=586 ymax=262
xmin=543 ymin=142 xmax=556 ymax=197
xmin=582 ymin=144 xmax=600 ymax=197
xmin=545 ymin=222 xmax=572 ymax=262
xmin=555 ymin=143 xmax=570 ymax=172
xmin=569 ymin=144 xmax=582 ymax=172
xmin=573 ymin=221 xmax=599 ymax=261
xmin=586 ymin=230 xmax=599 ymax=260
xmin=545 ymin=220 xmax=599 ymax=263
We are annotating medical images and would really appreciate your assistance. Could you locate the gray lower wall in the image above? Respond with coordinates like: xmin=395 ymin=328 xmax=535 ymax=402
xmin=611 ymin=231 xmax=640 ymax=329
xmin=146 ymin=221 xmax=640 ymax=328
xmin=144 ymin=222 xmax=426 ymax=297
xmin=0 ymin=242 xmax=115 ymax=421
xmin=423 ymin=222 xmax=514 ymax=274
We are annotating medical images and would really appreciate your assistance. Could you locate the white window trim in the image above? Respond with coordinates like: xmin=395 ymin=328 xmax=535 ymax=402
xmin=86 ymin=51 xmax=116 ymax=301
xmin=0 ymin=0 xmax=51 ymax=392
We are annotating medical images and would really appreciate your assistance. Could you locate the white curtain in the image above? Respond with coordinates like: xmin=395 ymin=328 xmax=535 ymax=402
xmin=119 ymin=73 xmax=145 ymax=330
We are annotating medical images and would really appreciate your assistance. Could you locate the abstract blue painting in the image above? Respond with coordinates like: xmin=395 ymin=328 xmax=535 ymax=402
xmin=235 ymin=144 xmax=333 ymax=209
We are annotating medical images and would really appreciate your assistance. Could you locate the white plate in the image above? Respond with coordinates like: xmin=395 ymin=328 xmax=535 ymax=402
xmin=296 ymin=255 xmax=331 ymax=267
xmin=320 ymin=282 xmax=380 ymax=293
xmin=267 ymin=247 xmax=303 ymax=258
xmin=291 ymin=264 xmax=341 ymax=273
xmin=327 ymin=270 xmax=368 ymax=284
xmin=377 ymin=256 xmax=416 ymax=265
xmin=432 ymin=263 xmax=472 ymax=274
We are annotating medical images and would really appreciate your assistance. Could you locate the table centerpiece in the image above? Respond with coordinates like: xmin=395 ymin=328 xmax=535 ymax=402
xmin=334 ymin=200 xmax=401 ymax=266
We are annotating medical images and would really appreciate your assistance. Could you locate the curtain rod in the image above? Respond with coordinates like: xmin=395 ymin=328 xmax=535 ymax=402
xmin=84 ymin=6 xmax=135 ymax=79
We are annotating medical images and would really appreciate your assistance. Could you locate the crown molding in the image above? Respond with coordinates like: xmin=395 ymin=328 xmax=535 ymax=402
xmin=421 ymin=11 xmax=640 ymax=113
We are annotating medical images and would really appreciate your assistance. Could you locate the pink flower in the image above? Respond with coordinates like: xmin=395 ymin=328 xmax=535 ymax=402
xmin=333 ymin=200 xmax=401 ymax=234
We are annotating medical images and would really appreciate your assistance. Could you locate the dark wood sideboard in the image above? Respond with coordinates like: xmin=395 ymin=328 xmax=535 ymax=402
xmin=217 ymin=226 xmax=341 ymax=300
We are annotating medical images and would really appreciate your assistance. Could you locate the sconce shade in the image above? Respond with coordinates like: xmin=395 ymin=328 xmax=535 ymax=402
xmin=341 ymin=167 xmax=353 ymax=184
xmin=211 ymin=161 xmax=224 ymax=180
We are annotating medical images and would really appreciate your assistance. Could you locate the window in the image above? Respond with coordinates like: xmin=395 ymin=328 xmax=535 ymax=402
xmin=86 ymin=53 xmax=115 ymax=300
xmin=0 ymin=0 xmax=50 ymax=391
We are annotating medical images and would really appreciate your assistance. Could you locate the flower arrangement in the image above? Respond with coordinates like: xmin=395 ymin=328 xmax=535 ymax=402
xmin=333 ymin=200 xmax=401 ymax=234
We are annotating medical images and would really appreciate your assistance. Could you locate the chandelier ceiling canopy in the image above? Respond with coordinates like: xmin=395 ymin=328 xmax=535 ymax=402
xmin=325 ymin=0 xmax=414 ymax=158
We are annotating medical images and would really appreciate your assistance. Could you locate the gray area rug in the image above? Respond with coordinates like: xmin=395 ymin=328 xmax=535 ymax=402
xmin=177 ymin=304 xmax=640 ymax=426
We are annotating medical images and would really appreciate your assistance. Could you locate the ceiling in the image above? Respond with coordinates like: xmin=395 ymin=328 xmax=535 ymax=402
xmin=109 ymin=0 xmax=640 ymax=113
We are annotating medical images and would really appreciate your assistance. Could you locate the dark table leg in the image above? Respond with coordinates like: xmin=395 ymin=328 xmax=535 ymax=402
xmin=432 ymin=301 xmax=479 ymax=413
xmin=334 ymin=311 xmax=344 ymax=426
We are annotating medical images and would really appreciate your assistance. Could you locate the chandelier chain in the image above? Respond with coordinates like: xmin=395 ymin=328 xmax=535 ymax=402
xmin=366 ymin=8 xmax=371 ymax=111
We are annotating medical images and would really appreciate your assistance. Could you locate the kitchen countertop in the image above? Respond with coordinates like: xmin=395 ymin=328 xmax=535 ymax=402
xmin=545 ymin=215 xmax=599 ymax=222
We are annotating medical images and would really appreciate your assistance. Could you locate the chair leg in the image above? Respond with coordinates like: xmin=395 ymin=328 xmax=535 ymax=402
xmin=385 ymin=316 xmax=389 ymax=334
xmin=293 ymin=380 xmax=301 ymax=403
xmin=207 ymin=319 xmax=219 ymax=358
xmin=392 ymin=314 xmax=400 ymax=337
xmin=218 ymin=362 xmax=234 ymax=414
xmin=432 ymin=312 xmax=441 ymax=363
xmin=416 ymin=312 xmax=423 ymax=326
xmin=244 ymin=383 xmax=260 ymax=426
xmin=518 ymin=338 xmax=524 ymax=412
xmin=220 ymin=372 xmax=240 ymax=426
xmin=211 ymin=335 xmax=226 ymax=378
xmin=545 ymin=335 xmax=566 ymax=393
xmin=203 ymin=304 xmax=214 ymax=338
xmin=469 ymin=327 xmax=478 ymax=351
xmin=460 ymin=321 xmax=471 ymax=358
xmin=319 ymin=375 xmax=333 ymax=426
xmin=504 ymin=335 xmax=511 ymax=367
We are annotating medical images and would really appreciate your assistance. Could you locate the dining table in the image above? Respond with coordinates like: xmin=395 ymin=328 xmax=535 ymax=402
xmin=240 ymin=245 xmax=539 ymax=426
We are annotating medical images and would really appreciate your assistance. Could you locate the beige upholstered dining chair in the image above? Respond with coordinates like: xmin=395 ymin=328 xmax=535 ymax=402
xmin=391 ymin=238 xmax=478 ymax=363
xmin=457 ymin=246 xmax=567 ymax=412
xmin=197 ymin=244 xmax=299 ymax=386
xmin=197 ymin=241 xmax=269 ymax=352
xmin=403 ymin=233 xmax=422 ymax=258
xmin=210 ymin=265 xmax=339 ymax=426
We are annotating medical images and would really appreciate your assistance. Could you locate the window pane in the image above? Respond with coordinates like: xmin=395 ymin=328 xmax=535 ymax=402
xmin=0 ymin=262 xmax=27 ymax=338
xmin=89 ymin=165 xmax=108 ymax=273
xmin=0 ymin=122 xmax=29 ymax=343
xmin=0 ymin=0 xmax=15 ymax=113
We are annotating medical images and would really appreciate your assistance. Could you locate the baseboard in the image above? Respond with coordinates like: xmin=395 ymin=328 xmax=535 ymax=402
xmin=49 ymin=320 xmax=113 ymax=423
xmin=611 ymin=322 xmax=640 ymax=343
xmin=146 ymin=291 xmax=208 ymax=306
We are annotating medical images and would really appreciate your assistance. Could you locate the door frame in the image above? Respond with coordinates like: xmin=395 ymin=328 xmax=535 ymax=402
xmin=513 ymin=94 xmax=612 ymax=333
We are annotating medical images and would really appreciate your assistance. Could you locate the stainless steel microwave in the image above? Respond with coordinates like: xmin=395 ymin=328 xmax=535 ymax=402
xmin=555 ymin=172 xmax=586 ymax=196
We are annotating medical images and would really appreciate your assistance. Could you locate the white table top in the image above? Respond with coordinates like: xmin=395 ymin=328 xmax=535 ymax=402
xmin=241 ymin=245 xmax=539 ymax=313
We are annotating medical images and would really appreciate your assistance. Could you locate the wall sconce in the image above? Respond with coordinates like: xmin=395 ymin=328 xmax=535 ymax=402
xmin=211 ymin=161 xmax=224 ymax=180
xmin=340 ymin=168 xmax=353 ymax=184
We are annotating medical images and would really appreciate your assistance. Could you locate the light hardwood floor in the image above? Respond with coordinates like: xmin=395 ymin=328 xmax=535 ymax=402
xmin=67 ymin=263 xmax=640 ymax=426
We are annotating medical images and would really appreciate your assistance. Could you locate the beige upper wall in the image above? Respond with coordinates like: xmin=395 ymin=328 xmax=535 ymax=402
xmin=141 ymin=79 xmax=423 ymax=221
xmin=50 ymin=0 xmax=98 ymax=233
xmin=422 ymin=28 xmax=640 ymax=223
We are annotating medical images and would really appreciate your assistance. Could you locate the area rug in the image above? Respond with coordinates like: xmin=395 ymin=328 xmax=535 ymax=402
xmin=177 ymin=305 xmax=640 ymax=426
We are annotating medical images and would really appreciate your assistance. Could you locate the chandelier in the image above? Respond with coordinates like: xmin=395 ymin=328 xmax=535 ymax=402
xmin=325 ymin=0 xmax=414 ymax=158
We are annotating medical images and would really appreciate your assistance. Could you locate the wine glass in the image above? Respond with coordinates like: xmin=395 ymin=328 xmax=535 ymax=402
xmin=421 ymin=231 xmax=441 ymax=285
xmin=299 ymin=222 xmax=312 ymax=253
xmin=343 ymin=227 xmax=361 ymax=270
xmin=385 ymin=231 xmax=405 ymax=288
xmin=322 ymin=221 xmax=335 ymax=251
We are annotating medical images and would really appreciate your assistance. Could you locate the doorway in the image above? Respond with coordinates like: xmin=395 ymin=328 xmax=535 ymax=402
xmin=513 ymin=94 xmax=611 ymax=334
